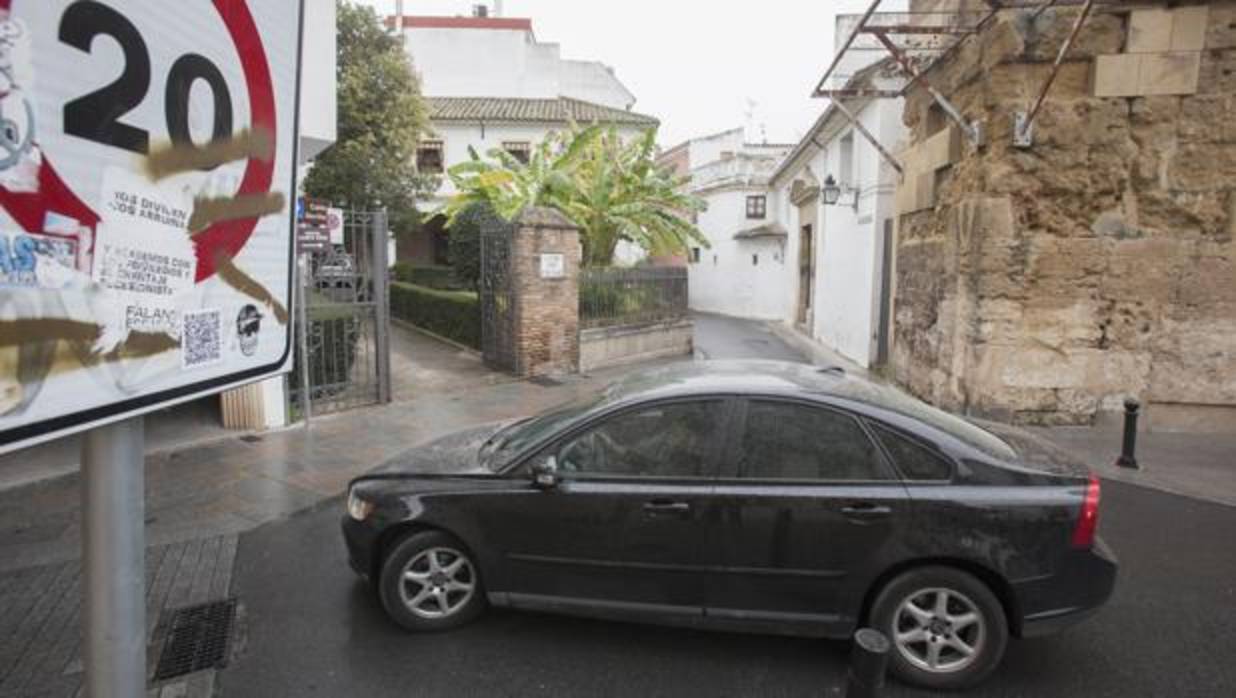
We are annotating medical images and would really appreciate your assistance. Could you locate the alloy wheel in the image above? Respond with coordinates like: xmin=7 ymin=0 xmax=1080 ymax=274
xmin=397 ymin=547 xmax=477 ymax=619
xmin=893 ymin=587 xmax=986 ymax=674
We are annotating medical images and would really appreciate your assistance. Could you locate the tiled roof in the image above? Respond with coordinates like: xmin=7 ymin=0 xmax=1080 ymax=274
xmin=427 ymin=96 xmax=659 ymax=127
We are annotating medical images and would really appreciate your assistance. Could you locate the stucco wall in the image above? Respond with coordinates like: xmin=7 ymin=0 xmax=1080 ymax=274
xmin=894 ymin=1 xmax=1236 ymax=426
xmin=688 ymin=187 xmax=794 ymax=321
xmin=403 ymin=26 xmax=632 ymax=110
xmin=771 ymin=98 xmax=904 ymax=368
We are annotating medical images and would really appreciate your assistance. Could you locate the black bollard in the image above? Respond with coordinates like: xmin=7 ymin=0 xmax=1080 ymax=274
xmin=1116 ymin=398 xmax=1140 ymax=469
xmin=845 ymin=628 xmax=890 ymax=698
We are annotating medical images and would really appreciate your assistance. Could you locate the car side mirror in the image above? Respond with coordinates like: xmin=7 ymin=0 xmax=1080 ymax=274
xmin=531 ymin=455 xmax=558 ymax=490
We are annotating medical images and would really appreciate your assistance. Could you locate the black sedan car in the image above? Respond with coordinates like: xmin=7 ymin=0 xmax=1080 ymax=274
xmin=342 ymin=361 xmax=1116 ymax=690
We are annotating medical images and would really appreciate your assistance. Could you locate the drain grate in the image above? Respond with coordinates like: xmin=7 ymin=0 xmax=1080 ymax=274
xmin=153 ymin=599 xmax=238 ymax=681
xmin=528 ymin=375 xmax=563 ymax=387
xmin=239 ymin=434 xmax=262 ymax=443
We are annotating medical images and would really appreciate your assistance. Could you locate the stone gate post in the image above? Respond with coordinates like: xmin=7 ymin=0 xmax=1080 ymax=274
xmin=509 ymin=207 xmax=581 ymax=377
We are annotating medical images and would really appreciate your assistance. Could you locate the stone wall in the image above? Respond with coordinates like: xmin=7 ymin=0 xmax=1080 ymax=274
xmin=894 ymin=1 xmax=1236 ymax=427
xmin=579 ymin=320 xmax=694 ymax=372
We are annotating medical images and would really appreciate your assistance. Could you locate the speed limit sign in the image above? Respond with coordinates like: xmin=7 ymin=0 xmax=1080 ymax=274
xmin=0 ymin=0 xmax=305 ymax=453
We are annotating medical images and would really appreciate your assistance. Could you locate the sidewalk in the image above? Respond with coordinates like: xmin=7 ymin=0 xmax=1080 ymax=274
xmin=0 ymin=360 xmax=640 ymax=697
xmin=1029 ymin=425 xmax=1236 ymax=508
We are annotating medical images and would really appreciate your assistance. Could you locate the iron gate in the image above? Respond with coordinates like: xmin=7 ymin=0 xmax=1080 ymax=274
xmin=479 ymin=214 xmax=517 ymax=372
xmin=289 ymin=209 xmax=391 ymax=417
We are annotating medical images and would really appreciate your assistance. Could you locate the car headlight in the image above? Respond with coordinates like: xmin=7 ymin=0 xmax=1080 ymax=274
xmin=347 ymin=488 xmax=375 ymax=521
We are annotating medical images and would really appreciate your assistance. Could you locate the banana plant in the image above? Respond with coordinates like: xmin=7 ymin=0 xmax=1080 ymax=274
xmin=441 ymin=124 xmax=706 ymax=266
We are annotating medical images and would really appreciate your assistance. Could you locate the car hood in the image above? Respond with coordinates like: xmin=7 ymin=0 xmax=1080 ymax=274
xmin=369 ymin=420 xmax=516 ymax=476
xmin=971 ymin=419 xmax=1090 ymax=477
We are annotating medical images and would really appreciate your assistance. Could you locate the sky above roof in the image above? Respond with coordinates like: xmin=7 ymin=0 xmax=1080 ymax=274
xmin=355 ymin=0 xmax=886 ymax=148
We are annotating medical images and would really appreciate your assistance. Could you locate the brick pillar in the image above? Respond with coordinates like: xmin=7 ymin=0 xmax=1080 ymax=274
xmin=510 ymin=207 xmax=581 ymax=377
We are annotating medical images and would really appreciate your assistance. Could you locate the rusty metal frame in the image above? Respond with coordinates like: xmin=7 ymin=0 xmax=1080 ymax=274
xmin=811 ymin=0 xmax=1110 ymax=152
xmin=1014 ymin=0 xmax=1096 ymax=147
xmin=871 ymin=28 xmax=984 ymax=146
xmin=831 ymin=98 xmax=904 ymax=176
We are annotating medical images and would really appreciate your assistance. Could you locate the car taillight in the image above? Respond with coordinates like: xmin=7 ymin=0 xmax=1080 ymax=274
xmin=1071 ymin=475 xmax=1100 ymax=549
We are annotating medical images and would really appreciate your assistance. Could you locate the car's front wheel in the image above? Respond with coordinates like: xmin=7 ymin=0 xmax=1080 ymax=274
xmin=378 ymin=530 xmax=486 ymax=632
xmin=869 ymin=566 xmax=1008 ymax=691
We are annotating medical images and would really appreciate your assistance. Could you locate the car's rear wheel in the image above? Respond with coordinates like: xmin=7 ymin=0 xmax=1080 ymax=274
xmin=869 ymin=566 xmax=1008 ymax=690
xmin=378 ymin=530 xmax=485 ymax=632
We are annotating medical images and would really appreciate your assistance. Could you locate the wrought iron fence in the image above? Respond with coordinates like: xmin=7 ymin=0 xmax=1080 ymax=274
xmin=579 ymin=266 xmax=689 ymax=329
xmin=289 ymin=210 xmax=391 ymax=417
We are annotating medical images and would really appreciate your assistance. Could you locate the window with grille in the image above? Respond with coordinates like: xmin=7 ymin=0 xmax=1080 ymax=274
xmin=503 ymin=141 xmax=531 ymax=164
xmin=746 ymin=195 xmax=766 ymax=219
xmin=416 ymin=140 xmax=444 ymax=174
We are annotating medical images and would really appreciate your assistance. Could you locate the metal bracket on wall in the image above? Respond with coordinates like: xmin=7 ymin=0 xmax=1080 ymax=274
xmin=830 ymin=98 xmax=904 ymax=177
xmin=871 ymin=29 xmax=985 ymax=149
xmin=1014 ymin=0 xmax=1095 ymax=147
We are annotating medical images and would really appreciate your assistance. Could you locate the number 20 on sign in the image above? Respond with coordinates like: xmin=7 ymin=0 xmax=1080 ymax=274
xmin=0 ymin=0 xmax=305 ymax=454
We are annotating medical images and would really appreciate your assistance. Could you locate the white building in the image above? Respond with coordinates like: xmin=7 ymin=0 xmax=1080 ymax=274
xmin=675 ymin=54 xmax=905 ymax=369
xmin=393 ymin=8 xmax=659 ymax=264
xmin=768 ymin=80 xmax=904 ymax=369
xmin=662 ymin=129 xmax=793 ymax=319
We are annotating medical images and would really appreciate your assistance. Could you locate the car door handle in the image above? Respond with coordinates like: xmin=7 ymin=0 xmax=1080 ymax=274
xmin=839 ymin=502 xmax=891 ymax=520
xmin=643 ymin=501 xmax=691 ymax=517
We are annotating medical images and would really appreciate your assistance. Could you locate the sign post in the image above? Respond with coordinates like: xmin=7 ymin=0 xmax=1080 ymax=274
xmin=0 ymin=3 xmax=305 ymax=695
xmin=81 ymin=416 xmax=146 ymax=698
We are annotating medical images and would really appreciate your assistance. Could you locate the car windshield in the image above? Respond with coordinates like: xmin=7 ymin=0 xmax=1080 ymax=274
xmin=484 ymin=392 xmax=606 ymax=469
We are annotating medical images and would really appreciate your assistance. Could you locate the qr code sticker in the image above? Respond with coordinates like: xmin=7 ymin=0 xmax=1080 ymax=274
xmin=182 ymin=309 xmax=222 ymax=369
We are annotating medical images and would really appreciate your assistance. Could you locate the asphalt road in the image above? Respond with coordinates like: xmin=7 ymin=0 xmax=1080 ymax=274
xmin=692 ymin=312 xmax=806 ymax=362
xmin=218 ymin=479 xmax=1236 ymax=697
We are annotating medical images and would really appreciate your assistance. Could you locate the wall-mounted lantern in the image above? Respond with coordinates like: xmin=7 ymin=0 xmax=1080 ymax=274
xmin=821 ymin=175 xmax=858 ymax=211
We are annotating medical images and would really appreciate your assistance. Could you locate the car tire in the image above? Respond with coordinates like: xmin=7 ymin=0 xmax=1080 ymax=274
xmin=869 ymin=566 xmax=1008 ymax=691
xmin=378 ymin=530 xmax=486 ymax=632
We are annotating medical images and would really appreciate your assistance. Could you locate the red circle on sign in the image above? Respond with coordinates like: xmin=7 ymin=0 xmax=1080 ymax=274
xmin=0 ymin=0 xmax=279 ymax=284
xmin=193 ymin=0 xmax=278 ymax=281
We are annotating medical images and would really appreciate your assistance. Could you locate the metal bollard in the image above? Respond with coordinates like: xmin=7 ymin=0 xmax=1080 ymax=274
xmin=845 ymin=628 xmax=890 ymax=698
xmin=1116 ymin=398 xmax=1140 ymax=469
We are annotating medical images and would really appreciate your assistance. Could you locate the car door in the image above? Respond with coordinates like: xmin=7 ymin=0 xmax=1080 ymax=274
xmin=706 ymin=398 xmax=910 ymax=634
xmin=481 ymin=397 xmax=734 ymax=616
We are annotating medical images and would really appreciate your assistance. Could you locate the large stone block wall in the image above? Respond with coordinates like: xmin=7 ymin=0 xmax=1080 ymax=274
xmin=895 ymin=1 xmax=1236 ymax=425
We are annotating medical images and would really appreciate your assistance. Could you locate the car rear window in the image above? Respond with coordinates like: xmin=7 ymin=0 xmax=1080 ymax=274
xmin=868 ymin=422 xmax=953 ymax=481
xmin=837 ymin=381 xmax=1017 ymax=460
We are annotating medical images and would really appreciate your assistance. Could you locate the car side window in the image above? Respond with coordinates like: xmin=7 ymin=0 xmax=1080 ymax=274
xmin=868 ymin=422 xmax=953 ymax=481
xmin=556 ymin=400 xmax=725 ymax=478
xmin=737 ymin=400 xmax=891 ymax=481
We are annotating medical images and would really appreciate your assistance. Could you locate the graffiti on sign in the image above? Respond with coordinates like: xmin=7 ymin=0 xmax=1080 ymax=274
xmin=0 ymin=0 xmax=304 ymax=453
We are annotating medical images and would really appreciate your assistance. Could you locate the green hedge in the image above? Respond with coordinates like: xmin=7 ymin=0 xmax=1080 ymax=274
xmin=390 ymin=281 xmax=481 ymax=349
xmin=391 ymin=263 xmax=468 ymax=291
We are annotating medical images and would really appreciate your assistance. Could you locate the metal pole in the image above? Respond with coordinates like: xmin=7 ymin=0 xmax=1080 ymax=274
xmin=81 ymin=416 xmax=146 ymax=698
xmin=1116 ymin=398 xmax=1140 ymax=469
xmin=1018 ymin=0 xmax=1095 ymax=144
xmin=372 ymin=209 xmax=392 ymax=404
xmin=297 ymin=252 xmax=312 ymax=424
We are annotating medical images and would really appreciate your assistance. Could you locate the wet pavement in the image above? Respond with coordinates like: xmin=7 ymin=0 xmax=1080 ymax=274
xmin=218 ymin=479 xmax=1236 ymax=698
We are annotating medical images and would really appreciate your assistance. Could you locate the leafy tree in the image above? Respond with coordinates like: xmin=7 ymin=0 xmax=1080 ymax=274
xmin=446 ymin=202 xmax=505 ymax=291
xmin=303 ymin=2 xmax=435 ymax=233
xmin=442 ymin=126 xmax=706 ymax=266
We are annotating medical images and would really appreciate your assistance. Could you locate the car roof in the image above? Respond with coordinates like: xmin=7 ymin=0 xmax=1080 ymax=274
xmin=602 ymin=360 xmax=1018 ymax=461
xmin=605 ymin=360 xmax=878 ymax=403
